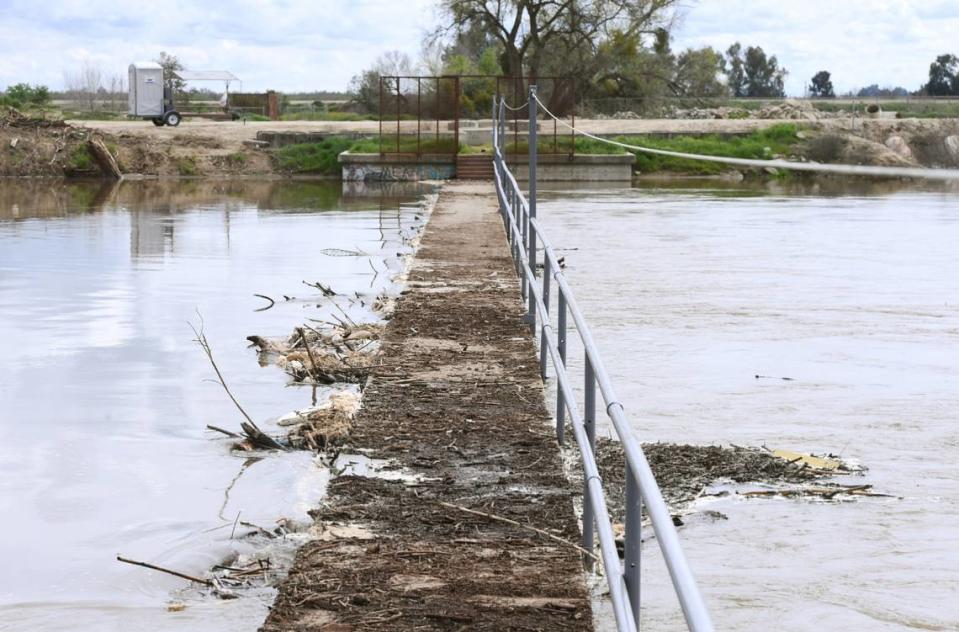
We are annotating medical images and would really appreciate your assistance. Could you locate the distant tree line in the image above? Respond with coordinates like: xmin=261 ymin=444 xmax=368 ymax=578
xmin=348 ymin=0 xmax=799 ymax=116
xmin=345 ymin=1 xmax=959 ymax=114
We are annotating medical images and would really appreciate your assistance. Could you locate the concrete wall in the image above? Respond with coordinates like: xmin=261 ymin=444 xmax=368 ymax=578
xmin=338 ymin=152 xmax=635 ymax=182
xmin=339 ymin=152 xmax=456 ymax=182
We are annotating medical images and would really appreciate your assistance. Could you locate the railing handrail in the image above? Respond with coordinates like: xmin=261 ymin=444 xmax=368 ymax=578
xmin=491 ymin=91 xmax=714 ymax=632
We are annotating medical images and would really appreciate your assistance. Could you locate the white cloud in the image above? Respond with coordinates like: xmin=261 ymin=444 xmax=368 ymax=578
xmin=0 ymin=0 xmax=956 ymax=95
xmin=0 ymin=0 xmax=436 ymax=91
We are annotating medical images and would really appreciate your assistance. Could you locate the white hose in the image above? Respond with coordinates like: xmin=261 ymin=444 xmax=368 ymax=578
xmin=530 ymin=93 xmax=959 ymax=182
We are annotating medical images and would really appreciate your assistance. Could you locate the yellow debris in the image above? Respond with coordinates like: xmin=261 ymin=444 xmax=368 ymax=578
xmin=771 ymin=449 xmax=842 ymax=471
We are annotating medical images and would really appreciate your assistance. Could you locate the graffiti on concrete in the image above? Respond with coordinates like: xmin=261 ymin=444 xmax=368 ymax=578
xmin=343 ymin=162 xmax=455 ymax=182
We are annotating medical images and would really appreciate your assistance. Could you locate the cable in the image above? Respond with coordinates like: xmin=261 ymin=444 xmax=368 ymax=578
xmin=501 ymin=97 xmax=531 ymax=112
xmin=530 ymin=93 xmax=959 ymax=182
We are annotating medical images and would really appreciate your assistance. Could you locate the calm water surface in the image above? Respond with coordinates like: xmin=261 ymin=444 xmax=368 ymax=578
xmin=0 ymin=179 xmax=430 ymax=630
xmin=538 ymin=180 xmax=959 ymax=631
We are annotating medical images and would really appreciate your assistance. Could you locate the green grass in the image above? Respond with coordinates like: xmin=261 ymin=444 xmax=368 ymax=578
xmin=812 ymin=100 xmax=959 ymax=119
xmin=67 ymin=145 xmax=94 ymax=171
xmin=350 ymin=137 xmax=462 ymax=154
xmin=619 ymin=124 xmax=801 ymax=175
xmin=225 ymin=151 xmax=248 ymax=167
xmin=273 ymin=137 xmax=356 ymax=174
xmin=176 ymin=157 xmax=198 ymax=176
xmin=470 ymin=125 xmax=800 ymax=176
xmin=278 ymin=111 xmax=379 ymax=122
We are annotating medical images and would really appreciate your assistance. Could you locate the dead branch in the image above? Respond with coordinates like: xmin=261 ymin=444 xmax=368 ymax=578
xmin=436 ymin=501 xmax=597 ymax=560
xmin=191 ymin=317 xmax=287 ymax=451
xmin=191 ymin=319 xmax=257 ymax=428
xmin=116 ymin=555 xmax=213 ymax=586
xmin=253 ymin=294 xmax=276 ymax=311
xmin=207 ymin=424 xmax=241 ymax=438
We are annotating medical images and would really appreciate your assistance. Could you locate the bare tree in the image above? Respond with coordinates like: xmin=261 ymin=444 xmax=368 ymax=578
xmin=63 ymin=61 xmax=103 ymax=111
xmin=108 ymin=73 xmax=126 ymax=111
xmin=80 ymin=61 xmax=102 ymax=110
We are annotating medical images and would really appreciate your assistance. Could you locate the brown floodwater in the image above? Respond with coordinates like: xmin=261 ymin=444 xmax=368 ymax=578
xmin=537 ymin=179 xmax=959 ymax=631
xmin=0 ymin=179 xmax=431 ymax=631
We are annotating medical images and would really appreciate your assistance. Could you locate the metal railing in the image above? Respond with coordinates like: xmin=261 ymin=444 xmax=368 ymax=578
xmin=492 ymin=88 xmax=714 ymax=632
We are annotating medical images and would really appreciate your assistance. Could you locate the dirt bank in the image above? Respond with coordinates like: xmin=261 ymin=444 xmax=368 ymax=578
xmin=5 ymin=107 xmax=958 ymax=179
xmin=1 ymin=108 xmax=274 ymax=178
xmin=261 ymin=182 xmax=592 ymax=631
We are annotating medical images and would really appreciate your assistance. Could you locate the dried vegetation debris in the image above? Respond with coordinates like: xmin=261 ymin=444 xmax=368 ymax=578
xmin=278 ymin=391 xmax=362 ymax=450
xmin=592 ymin=438 xmax=877 ymax=527
xmin=262 ymin=184 xmax=593 ymax=631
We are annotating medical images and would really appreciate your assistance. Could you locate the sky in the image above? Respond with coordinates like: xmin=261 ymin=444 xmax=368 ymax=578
xmin=0 ymin=0 xmax=957 ymax=95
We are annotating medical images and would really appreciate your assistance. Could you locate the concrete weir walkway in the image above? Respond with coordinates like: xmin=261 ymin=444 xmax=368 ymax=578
xmin=262 ymin=182 xmax=592 ymax=631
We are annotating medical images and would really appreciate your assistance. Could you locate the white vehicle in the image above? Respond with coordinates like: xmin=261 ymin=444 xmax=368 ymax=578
xmin=128 ymin=61 xmax=181 ymax=127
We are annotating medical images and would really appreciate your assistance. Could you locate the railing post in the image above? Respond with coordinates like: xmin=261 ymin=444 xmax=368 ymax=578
xmin=625 ymin=464 xmax=642 ymax=627
xmin=539 ymin=256 xmax=551 ymax=379
xmin=555 ymin=290 xmax=567 ymax=445
xmin=582 ymin=356 xmax=596 ymax=563
xmin=527 ymin=85 xmax=538 ymax=333
xmin=520 ymin=204 xmax=528 ymax=301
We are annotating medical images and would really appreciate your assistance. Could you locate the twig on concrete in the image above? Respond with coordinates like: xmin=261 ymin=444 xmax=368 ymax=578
xmin=436 ymin=501 xmax=597 ymax=561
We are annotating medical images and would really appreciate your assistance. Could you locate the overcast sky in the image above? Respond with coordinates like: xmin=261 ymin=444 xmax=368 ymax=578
xmin=0 ymin=0 xmax=956 ymax=95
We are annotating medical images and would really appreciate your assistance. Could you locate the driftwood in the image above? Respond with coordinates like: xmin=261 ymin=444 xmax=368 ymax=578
xmin=207 ymin=424 xmax=241 ymax=438
xmin=240 ymin=421 xmax=287 ymax=451
xmin=738 ymin=484 xmax=892 ymax=500
xmin=117 ymin=555 xmax=213 ymax=586
xmin=88 ymin=138 xmax=122 ymax=179
xmin=192 ymin=318 xmax=288 ymax=451
xmin=253 ymin=294 xmax=275 ymax=311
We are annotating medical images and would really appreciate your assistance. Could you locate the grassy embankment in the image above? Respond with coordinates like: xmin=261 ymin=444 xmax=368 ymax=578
xmin=272 ymin=125 xmax=800 ymax=176
xmin=268 ymin=125 xmax=802 ymax=176
xmin=472 ymin=123 xmax=801 ymax=175
xmin=273 ymin=137 xmax=462 ymax=175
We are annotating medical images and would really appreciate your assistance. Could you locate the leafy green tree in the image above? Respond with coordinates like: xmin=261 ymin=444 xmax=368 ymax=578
xmin=724 ymin=43 xmax=786 ymax=97
xmin=724 ymin=43 xmax=747 ymax=97
xmin=857 ymin=84 xmax=910 ymax=97
xmin=155 ymin=51 xmax=186 ymax=92
xmin=809 ymin=70 xmax=835 ymax=97
xmin=3 ymin=83 xmax=51 ymax=107
xmin=674 ymin=47 xmax=728 ymax=97
xmin=923 ymin=54 xmax=958 ymax=96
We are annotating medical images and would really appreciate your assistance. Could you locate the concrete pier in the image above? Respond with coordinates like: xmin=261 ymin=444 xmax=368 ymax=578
xmin=262 ymin=182 xmax=591 ymax=631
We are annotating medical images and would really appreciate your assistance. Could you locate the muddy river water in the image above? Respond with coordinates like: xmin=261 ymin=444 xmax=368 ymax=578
xmin=0 ymin=179 xmax=429 ymax=630
xmin=1 ymin=177 xmax=957 ymax=631
xmin=537 ymin=180 xmax=959 ymax=631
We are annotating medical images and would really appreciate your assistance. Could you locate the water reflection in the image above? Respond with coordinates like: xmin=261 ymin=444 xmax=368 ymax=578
xmin=0 ymin=178 xmax=430 ymax=631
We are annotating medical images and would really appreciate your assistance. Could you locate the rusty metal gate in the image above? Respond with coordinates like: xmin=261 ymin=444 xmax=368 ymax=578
xmin=377 ymin=75 xmax=576 ymax=158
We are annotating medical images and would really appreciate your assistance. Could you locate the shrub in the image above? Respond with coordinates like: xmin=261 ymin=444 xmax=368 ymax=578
xmin=804 ymin=134 xmax=847 ymax=163
xmin=176 ymin=156 xmax=198 ymax=176
xmin=225 ymin=152 xmax=248 ymax=166
xmin=273 ymin=137 xmax=356 ymax=174
xmin=67 ymin=145 xmax=95 ymax=170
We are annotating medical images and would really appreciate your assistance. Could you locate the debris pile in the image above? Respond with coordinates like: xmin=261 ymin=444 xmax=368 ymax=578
xmin=278 ymin=391 xmax=362 ymax=450
xmin=591 ymin=439 xmax=875 ymax=526
xmin=247 ymin=322 xmax=381 ymax=385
